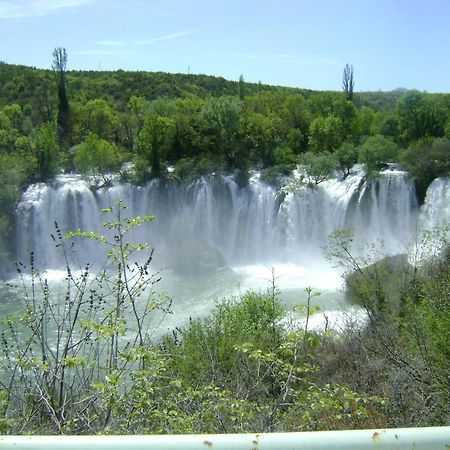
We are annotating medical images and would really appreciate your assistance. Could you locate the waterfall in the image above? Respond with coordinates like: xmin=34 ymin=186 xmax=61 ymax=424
xmin=10 ymin=169 xmax=450 ymax=334
xmin=14 ymin=168 xmax=426 ymax=274
xmin=420 ymin=177 xmax=450 ymax=230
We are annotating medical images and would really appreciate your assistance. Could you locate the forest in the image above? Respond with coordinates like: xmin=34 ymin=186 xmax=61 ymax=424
xmin=0 ymin=54 xmax=449 ymax=433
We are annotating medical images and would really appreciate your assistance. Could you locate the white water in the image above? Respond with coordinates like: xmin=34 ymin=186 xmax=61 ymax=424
xmin=15 ymin=168 xmax=420 ymax=268
xmin=420 ymin=177 xmax=450 ymax=229
xmin=9 ymin=169 xmax=449 ymax=333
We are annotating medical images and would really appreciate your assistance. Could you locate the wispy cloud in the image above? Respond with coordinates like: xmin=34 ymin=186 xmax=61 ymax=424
xmin=210 ymin=51 xmax=339 ymax=66
xmin=302 ymin=57 xmax=339 ymax=65
xmin=95 ymin=29 xmax=201 ymax=48
xmin=226 ymin=52 xmax=259 ymax=60
xmin=73 ymin=49 xmax=139 ymax=56
xmin=96 ymin=40 xmax=128 ymax=47
xmin=0 ymin=0 xmax=94 ymax=19
xmin=132 ymin=29 xmax=201 ymax=45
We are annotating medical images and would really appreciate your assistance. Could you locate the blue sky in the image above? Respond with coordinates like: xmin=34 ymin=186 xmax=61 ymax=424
xmin=1 ymin=0 xmax=449 ymax=92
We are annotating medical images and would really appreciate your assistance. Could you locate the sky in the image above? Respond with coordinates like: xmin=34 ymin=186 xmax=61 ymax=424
xmin=0 ymin=0 xmax=449 ymax=92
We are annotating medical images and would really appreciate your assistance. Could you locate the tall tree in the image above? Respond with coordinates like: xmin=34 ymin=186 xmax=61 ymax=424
xmin=52 ymin=47 xmax=70 ymax=146
xmin=136 ymin=114 xmax=175 ymax=180
xmin=308 ymin=115 xmax=344 ymax=153
xmin=342 ymin=63 xmax=354 ymax=102
xmin=397 ymin=90 xmax=445 ymax=143
xmin=238 ymin=74 xmax=245 ymax=101
xmin=34 ymin=122 xmax=61 ymax=181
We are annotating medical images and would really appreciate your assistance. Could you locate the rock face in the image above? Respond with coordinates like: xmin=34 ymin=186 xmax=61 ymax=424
xmin=166 ymin=238 xmax=227 ymax=277
xmin=344 ymin=253 xmax=412 ymax=313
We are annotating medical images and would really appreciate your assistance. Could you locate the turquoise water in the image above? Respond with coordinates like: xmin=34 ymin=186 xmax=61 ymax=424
xmin=0 ymin=258 xmax=355 ymax=342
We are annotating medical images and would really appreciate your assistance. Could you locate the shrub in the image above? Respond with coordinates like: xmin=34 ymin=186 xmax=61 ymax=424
xmin=401 ymin=137 xmax=450 ymax=202
xmin=358 ymin=134 xmax=398 ymax=176
xmin=74 ymin=133 xmax=123 ymax=186
xmin=171 ymin=155 xmax=220 ymax=182
xmin=297 ymin=151 xmax=338 ymax=185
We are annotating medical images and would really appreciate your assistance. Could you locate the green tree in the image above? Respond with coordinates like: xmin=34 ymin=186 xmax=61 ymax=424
xmin=308 ymin=115 xmax=344 ymax=153
xmin=161 ymin=289 xmax=385 ymax=433
xmin=74 ymin=99 xmax=120 ymax=143
xmin=352 ymin=107 xmax=378 ymax=141
xmin=0 ymin=104 xmax=33 ymax=151
xmin=1 ymin=202 xmax=165 ymax=432
xmin=0 ymin=109 xmax=16 ymax=152
xmin=2 ymin=104 xmax=29 ymax=134
xmin=403 ymin=244 xmax=450 ymax=424
xmin=129 ymin=95 xmax=151 ymax=127
xmin=332 ymin=96 xmax=357 ymax=139
xmin=401 ymin=137 xmax=450 ymax=201
xmin=171 ymin=97 xmax=205 ymax=160
xmin=297 ymin=151 xmax=338 ymax=185
xmin=74 ymin=133 xmax=122 ymax=186
xmin=358 ymin=134 xmax=398 ymax=176
xmin=122 ymin=95 xmax=153 ymax=150
xmin=52 ymin=47 xmax=71 ymax=146
xmin=378 ymin=112 xmax=400 ymax=139
xmin=244 ymin=112 xmax=284 ymax=168
xmin=244 ymin=92 xmax=287 ymax=116
xmin=342 ymin=64 xmax=354 ymax=101
xmin=280 ymin=95 xmax=310 ymax=153
xmin=201 ymin=96 xmax=243 ymax=169
xmin=136 ymin=114 xmax=175 ymax=180
xmin=238 ymin=74 xmax=245 ymax=101
xmin=0 ymin=110 xmax=11 ymax=131
xmin=397 ymin=90 xmax=445 ymax=143
xmin=34 ymin=122 xmax=61 ymax=180
xmin=324 ymin=229 xmax=450 ymax=426
xmin=307 ymin=91 xmax=341 ymax=117
xmin=171 ymin=113 xmax=198 ymax=161
xmin=148 ymin=96 xmax=177 ymax=117
xmin=335 ymin=141 xmax=358 ymax=177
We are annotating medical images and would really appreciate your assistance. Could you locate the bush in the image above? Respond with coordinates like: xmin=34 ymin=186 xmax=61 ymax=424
xmin=325 ymin=228 xmax=450 ymax=427
xmin=274 ymin=145 xmax=297 ymax=166
xmin=335 ymin=142 xmax=358 ymax=177
xmin=159 ymin=289 xmax=386 ymax=432
xmin=0 ymin=202 xmax=167 ymax=433
xmin=344 ymin=254 xmax=412 ymax=316
xmin=171 ymin=155 xmax=221 ymax=182
xmin=163 ymin=291 xmax=285 ymax=387
xmin=260 ymin=164 xmax=293 ymax=186
xmin=74 ymin=133 xmax=124 ymax=186
xmin=297 ymin=151 xmax=338 ymax=185
xmin=401 ymin=137 xmax=450 ymax=202
xmin=358 ymin=134 xmax=398 ymax=176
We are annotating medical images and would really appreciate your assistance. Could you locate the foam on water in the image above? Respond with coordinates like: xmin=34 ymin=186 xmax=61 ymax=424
xmin=233 ymin=263 xmax=343 ymax=292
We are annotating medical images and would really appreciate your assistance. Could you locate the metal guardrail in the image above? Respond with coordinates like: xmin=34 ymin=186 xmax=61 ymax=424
xmin=1 ymin=427 xmax=449 ymax=449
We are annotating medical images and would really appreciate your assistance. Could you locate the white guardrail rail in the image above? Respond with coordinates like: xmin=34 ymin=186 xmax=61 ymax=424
xmin=0 ymin=427 xmax=449 ymax=449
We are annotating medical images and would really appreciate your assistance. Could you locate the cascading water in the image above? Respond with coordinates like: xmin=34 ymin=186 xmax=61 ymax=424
xmin=420 ymin=177 xmax=450 ymax=230
xmin=15 ymin=168 xmax=420 ymax=270
xmin=9 ymin=168 xmax=448 ymax=333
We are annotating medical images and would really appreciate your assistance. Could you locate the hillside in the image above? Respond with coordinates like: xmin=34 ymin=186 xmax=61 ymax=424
xmin=0 ymin=61 xmax=428 ymax=113
xmin=0 ymin=62 xmax=306 ymax=111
